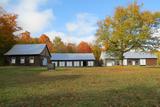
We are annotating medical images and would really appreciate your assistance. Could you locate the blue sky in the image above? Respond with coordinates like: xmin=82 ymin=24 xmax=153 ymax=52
xmin=0 ymin=0 xmax=160 ymax=43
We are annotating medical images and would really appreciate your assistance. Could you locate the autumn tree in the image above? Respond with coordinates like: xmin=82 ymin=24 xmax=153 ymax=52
xmin=77 ymin=41 xmax=92 ymax=53
xmin=39 ymin=34 xmax=54 ymax=52
xmin=91 ymin=44 xmax=101 ymax=66
xmin=53 ymin=36 xmax=67 ymax=53
xmin=0 ymin=8 xmax=20 ymax=64
xmin=17 ymin=31 xmax=32 ymax=43
xmin=66 ymin=43 xmax=77 ymax=53
xmin=96 ymin=2 xmax=159 ymax=65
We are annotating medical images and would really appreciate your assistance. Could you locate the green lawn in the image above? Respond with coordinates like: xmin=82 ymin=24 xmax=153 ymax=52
xmin=1 ymin=66 xmax=160 ymax=107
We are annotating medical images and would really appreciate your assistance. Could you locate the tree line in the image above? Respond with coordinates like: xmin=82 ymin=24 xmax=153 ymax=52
xmin=16 ymin=31 xmax=94 ymax=53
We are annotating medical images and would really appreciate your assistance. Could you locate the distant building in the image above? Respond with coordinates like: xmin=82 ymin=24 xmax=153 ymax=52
xmin=51 ymin=53 xmax=95 ymax=67
xmin=101 ymin=51 xmax=157 ymax=66
xmin=4 ymin=44 xmax=51 ymax=66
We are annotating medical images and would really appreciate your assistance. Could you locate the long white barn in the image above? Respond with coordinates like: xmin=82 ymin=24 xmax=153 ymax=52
xmin=51 ymin=53 xmax=95 ymax=67
xmin=101 ymin=51 xmax=157 ymax=66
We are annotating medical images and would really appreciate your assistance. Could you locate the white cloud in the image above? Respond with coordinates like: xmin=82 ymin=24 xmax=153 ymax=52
xmin=45 ymin=31 xmax=96 ymax=44
xmin=65 ymin=13 xmax=99 ymax=43
xmin=45 ymin=13 xmax=98 ymax=44
xmin=0 ymin=0 xmax=10 ymax=7
xmin=4 ymin=0 xmax=55 ymax=34
xmin=66 ymin=23 xmax=78 ymax=32
xmin=1 ymin=0 xmax=99 ymax=43
xmin=45 ymin=31 xmax=67 ymax=43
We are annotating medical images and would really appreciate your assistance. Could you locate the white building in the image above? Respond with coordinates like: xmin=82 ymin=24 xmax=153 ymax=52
xmin=101 ymin=51 xmax=157 ymax=66
xmin=51 ymin=53 xmax=95 ymax=67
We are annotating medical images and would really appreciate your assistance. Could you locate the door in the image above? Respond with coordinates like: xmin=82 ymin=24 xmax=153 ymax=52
xmin=42 ymin=58 xmax=47 ymax=66
xmin=132 ymin=60 xmax=136 ymax=65
xmin=83 ymin=61 xmax=87 ymax=67
xmin=140 ymin=59 xmax=146 ymax=65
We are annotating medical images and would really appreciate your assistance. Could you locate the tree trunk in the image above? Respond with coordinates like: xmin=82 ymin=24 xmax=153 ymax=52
xmin=119 ymin=52 xmax=124 ymax=66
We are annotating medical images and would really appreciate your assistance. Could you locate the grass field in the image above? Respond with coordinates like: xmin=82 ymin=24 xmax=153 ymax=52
xmin=1 ymin=66 xmax=160 ymax=107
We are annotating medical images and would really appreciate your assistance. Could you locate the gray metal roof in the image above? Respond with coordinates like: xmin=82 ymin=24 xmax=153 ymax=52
xmin=101 ymin=51 xmax=157 ymax=59
xmin=51 ymin=53 xmax=95 ymax=61
xmin=4 ymin=44 xmax=47 ymax=55
xmin=124 ymin=52 xmax=157 ymax=59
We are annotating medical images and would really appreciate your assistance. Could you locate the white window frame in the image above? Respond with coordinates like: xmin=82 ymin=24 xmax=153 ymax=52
xmin=52 ymin=61 xmax=58 ymax=67
xmin=88 ymin=61 xmax=94 ymax=66
xmin=59 ymin=61 xmax=65 ymax=67
xmin=11 ymin=57 xmax=16 ymax=64
xmin=67 ymin=61 xmax=72 ymax=67
xmin=20 ymin=57 xmax=25 ymax=64
xmin=74 ymin=61 xmax=79 ymax=67
xmin=29 ymin=56 xmax=34 ymax=64
xmin=81 ymin=61 xmax=83 ymax=66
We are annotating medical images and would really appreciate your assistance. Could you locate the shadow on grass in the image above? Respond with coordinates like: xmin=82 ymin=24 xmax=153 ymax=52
xmin=1 ymin=74 xmax=82 ymax=89
xmin=1 ymin=85 xmax=160 ymax=107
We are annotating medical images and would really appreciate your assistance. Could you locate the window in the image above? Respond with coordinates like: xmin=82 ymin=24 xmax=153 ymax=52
xmin=59 ymin=61 xmax=65 ymax=67
xmin=74 ymin=61 xmax=79 ymax=67
xmin=67 ymin=61 xmax=72 ymax=67
xmin=20 ymin=57 xmax=25 ymax=64
xmin=88 ymin=61 xmax=94 ymax=66
xmin=29 ymin=56 xmax=34 ymax=64
xmin=11 ymin=57 xmax=16 ymax=64
xmin=52 ymin=61 xmax=58 ymax=67
xmin=81 ymin=61 xmax=83 ymax=66
xmin=135 ymin=60 xmax=139 ymax=65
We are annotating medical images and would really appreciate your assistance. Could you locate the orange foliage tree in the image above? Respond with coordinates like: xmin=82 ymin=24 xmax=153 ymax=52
xmin=77 ymin=41 xmax=92 ymax=53
xmin=66 ymin=43 xmax=77 ymax=53
xmin=0 ymin=10 xmax=20 ymax=64
xmin=39 ymin=34 xmax=54 ymax=52
xmin=17 ymin=31 xmax=36 ymax=43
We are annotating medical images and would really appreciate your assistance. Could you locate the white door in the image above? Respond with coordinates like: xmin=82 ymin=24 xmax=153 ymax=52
xmin=42 ymin=58 xmax=47 ymax=66
xmin=132 ymin=61 xmax=136 ymax=65
xmin=140 ymin=59 xmax=146 ymax=65
xmin=123 ymin=59 xmax=127 ymax=66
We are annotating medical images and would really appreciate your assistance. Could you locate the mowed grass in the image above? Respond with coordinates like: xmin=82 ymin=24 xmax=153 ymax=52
xmin=1 ymin=66 xmax=160 ymax=107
